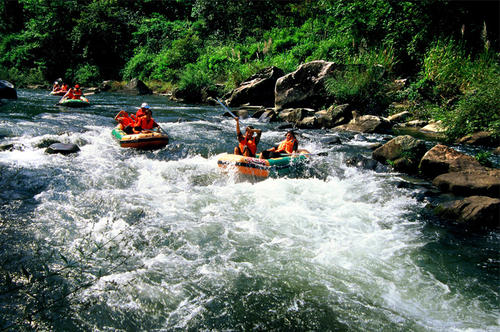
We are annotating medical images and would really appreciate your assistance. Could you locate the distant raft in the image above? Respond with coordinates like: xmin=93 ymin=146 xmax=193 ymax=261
xmin=111 ymin=126 xmax=169 ymax=150
xmin=217 ymin=150 xmax=310 ymax=178
xmin=58 ymin=97 xmax=90 ymax=107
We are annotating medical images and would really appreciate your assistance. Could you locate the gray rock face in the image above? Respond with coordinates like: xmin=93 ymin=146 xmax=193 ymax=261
xmin=226 ymin=66 xmax=284 ymax=107
xmin=275 ymin=60 xmax=337 ymax=112
xmin=123 ymin=78 xmax=152 ymax=95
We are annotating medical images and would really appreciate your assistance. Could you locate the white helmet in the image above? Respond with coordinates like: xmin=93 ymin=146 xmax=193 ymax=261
xmin=140 ymin=103 xmax=150 ymax=109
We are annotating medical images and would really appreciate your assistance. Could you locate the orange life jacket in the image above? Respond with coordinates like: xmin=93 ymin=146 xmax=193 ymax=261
xmin=276 ymin=138 xmax=297 ymax=154
xmin=239 ymin=137 xmax=257 ymax=156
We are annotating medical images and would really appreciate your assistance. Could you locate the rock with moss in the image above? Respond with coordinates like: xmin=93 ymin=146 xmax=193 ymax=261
xmin=372 ymin=135 xmax=428 ymax=173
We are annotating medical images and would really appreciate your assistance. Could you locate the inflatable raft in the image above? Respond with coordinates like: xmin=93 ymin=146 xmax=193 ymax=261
xmin=217 ymin=150 xmax=310 ymax=178
xmin=58 ymin=97 xmax=90 ymax=107
xmin=111 ymin=126 xmax=169 ymax=149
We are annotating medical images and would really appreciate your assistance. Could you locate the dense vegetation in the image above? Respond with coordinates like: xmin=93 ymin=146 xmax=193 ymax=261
xmin=1 ymin=0 xmax=498 ymax=140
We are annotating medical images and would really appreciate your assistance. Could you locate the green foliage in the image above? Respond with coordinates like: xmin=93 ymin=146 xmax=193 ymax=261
xmin=325 ymin=48 xmax=395 ymax=113
xmin=74 ymin=64 xmax=101 ymax=86
xmin=122 ymin=49 xmax=155 ymax=81
xmin=443 ymin=75 xmax=500 ymax=139
xmin=412 ymin=40 xmax=500 ymax=139
xmin=474 ymin=151 xmax=494 ymax=167
xmin=176 ymin=62 xmax=214 ymax=101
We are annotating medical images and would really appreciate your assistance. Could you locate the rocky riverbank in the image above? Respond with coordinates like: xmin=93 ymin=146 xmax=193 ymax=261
xmin=19 ymin=60 xmax=499 ymax=229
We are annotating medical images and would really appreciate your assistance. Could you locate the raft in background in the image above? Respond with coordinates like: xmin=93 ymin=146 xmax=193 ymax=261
xmin=58 ymin=97 xmax=90 ymax=107
xmin=217 ymin=150 xmax=310 ymax=178
xmin=111 ymin=126 xmax=169 ymax=149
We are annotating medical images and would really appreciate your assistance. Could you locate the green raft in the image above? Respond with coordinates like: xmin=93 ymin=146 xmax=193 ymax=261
xmin=58 ymin=97 xmax=90 ymax=107
xmin=217 ymin=150 xmax=310 ymax=178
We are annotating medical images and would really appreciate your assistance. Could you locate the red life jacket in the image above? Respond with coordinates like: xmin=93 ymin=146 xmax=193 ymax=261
xmin=276 ymin=138 xmax=297 ymax=154
xmin=73 ymin=88 xmax=82 ymax=99
xmin=239 ymin=137 xmax=257 ymax=156
xmin=119 ymin=114 xmax=134 ymax=127
xmin=138 ymin=117 xmax=156 ymax=130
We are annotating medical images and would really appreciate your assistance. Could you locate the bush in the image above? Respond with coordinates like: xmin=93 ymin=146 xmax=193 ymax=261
xmin=324 ymin=48 xmax=394 ymax=113
xmin=176 ymin=62 xmax=214 ymax=101
xmin=443 ymin=75 xmax=500 ymax=139
xmin=122 ymin=49 xmax=155 ymax=81
xmin=74 ymin=64 xmax=101 ymax=86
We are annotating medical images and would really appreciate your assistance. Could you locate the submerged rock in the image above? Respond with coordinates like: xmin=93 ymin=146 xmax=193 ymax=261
xmin=45 ymin=143 xmax=80 ymax=155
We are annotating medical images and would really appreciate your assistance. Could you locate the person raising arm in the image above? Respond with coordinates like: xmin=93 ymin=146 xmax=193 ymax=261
xmin=233 ymin=117 xmax=261 ymax=157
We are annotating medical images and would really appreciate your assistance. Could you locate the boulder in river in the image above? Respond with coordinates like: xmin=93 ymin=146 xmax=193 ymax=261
xmin=456 ymin=131 xmax=499 ymax=147
xmin=432 ymin=169 xmax=500 ymax=198
xmin=315 ymin=104 xmax=352 ymax=129
xmin=275 ymin=60 xmax=337 ymax=112
xmin=45 ymin=143 xmax=80 ymax=155
xmin=435 ymin=195 xmax=500 ymax=229
xmin=372 ymin=135 xmax=428 ymax=174
xmin=123 ymin=78 xmax=152 ymax=95
xmin=419 ymin=144 xmax=483 ymax=178
xmin=226 ymin=66 xmax=284 ymax=107
xmin=334 ymin=113 xmax=392 ymax=134
xmin=0 ymin=80 xmax=17 ymax=99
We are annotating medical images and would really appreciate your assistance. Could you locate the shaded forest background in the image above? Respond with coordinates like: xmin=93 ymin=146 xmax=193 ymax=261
xmin=1 ymin=0 xmax=499 ymax=139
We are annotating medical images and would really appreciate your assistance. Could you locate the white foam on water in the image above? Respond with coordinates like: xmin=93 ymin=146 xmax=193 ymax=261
xmin=8 ymin=119 xmax=497 ymax=331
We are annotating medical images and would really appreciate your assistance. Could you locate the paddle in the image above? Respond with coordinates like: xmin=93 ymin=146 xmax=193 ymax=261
xmin=214 ymin=98 xmax=238 ymax=119
xmin=280 ymin=151 xmax=329 ymax=157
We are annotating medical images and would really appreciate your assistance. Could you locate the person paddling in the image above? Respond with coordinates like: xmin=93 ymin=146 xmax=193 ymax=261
xmin=234 ymin=117 xmax=261 ymax=157
xmin=62 ymin=84 xmax=83 ymax=100
xmin=260 ymin=130 xmax=298 ymax=159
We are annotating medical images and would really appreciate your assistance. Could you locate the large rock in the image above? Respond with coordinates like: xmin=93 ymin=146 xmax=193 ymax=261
xmin=419 ymin=144 xmax=483 ymax=178
xmin=0 ymin=80 xmax=17 ymax=99
xmin=275 ymin=60 xmax=338 ymax=111
xmin=456 ymin=131 xmax=499 ymax=147
xmin=315 ymin=104 xmax=352 ymax=128
xmin=372 ymin=135 xmax=428 ymax=173
xmin=226 ymin=66 xmax=284 ymax=107
xmin=278 ymin=108 xmax=315 ymax=123
xmin=123 ymin=78 xmax=152 ymax=95
xmin=432 ymin=169 xmax=500 ymax=198
xmin=436 ymin=196 xmax=500 ymax=229
xmin=387 ymin=110 xmax=410 ymax=123
xmin=334 ymin=113 xmax=392 ymax=134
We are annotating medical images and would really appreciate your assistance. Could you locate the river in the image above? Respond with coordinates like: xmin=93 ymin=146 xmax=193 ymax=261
xmin=0 ymin=89 xmax=498 ymax=331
